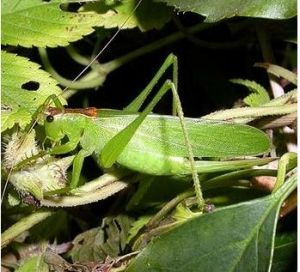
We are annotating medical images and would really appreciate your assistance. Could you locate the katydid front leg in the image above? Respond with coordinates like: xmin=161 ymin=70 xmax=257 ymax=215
xmin=71 ymin=149 xmax=92 ymax=189
xmin=45 ymin=116 xmax=88 ymax=190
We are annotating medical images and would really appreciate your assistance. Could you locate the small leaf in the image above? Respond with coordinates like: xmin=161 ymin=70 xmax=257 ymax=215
xmin=16 ymin=255 xmax=49 ymax=272
xmin=126 ymin=173 xmax=296 ymax=272
xmin=2 ymin=0 xmax=102 ymax=48
xmin=127 ymin=216 xmax=151 ymax=243
xmin=156 ymin=0 xmax=297 ymax=22
xmin=1 ymin=51 xmax=65 ymax=132
xmin=82 ymin=0 xmax=173 ymax=31
xmin=172 ymin=203 xmax=197 ymax=222
xmin=231 ymin=78 xmax=270 ymax=106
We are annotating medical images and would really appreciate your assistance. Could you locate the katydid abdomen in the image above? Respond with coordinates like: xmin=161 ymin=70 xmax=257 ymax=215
xmin=45 ymin=110 xmax=271 ymax=176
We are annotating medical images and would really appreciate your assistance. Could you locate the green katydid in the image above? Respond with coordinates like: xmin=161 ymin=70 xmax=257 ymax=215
xmin=2 ymin=1 xmax=273 ymax=209
xmin=39 ymin=54 xmax=271 ymax=208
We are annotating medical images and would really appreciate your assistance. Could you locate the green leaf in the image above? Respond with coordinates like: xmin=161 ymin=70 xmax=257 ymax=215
xmin=1 ymin=51 xmax=64 ymax=132
xmin=2 ymin=0 xmax=101 ymax=47
xmin=126 ymin=173 xmax=296 ymax=272
xmin=231 ymin=79 xmax=270 ymax=106
xmin=16 ymin=255 xmax=49 ymax=272
xmin=82 ymin=0 xmax=173 ymax=31
xmin=271 ymin=232 xmax=297 ymax=272
xmin=127 ymin=216 xmax=151 ymax=243
xmin=156 ymin=0 xmax=297 ymax=22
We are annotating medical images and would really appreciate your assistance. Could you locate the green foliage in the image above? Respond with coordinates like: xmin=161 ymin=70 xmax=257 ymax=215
xmin=15 ymin=255 xmax=48 ymax=272
xmin=1 ymin=52 xmax=64 ymax=132
xmin=127 ymin=215 xmax=151 ymax=243
xmin=82 ymin=0 xmax=173 ymax=31
xmin=127 ymin=174 xmax=296 ymax=272
xmin=1 ymin=0 xmax=296 ymax=270
xmin=2 ymin=0 xmax=102 ymax=48
xmin=231 ymin=79 xmax=270 ymax=106
xmin=271 ymin=232 xmax=297 ymax=272
xmin=156 ymin=0 xmax=297 ymax=22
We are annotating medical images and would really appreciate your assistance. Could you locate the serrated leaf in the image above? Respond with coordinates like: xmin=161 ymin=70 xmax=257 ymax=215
xmin=2 ymin=0 xmax=102 ymax=48
xmin=231 ymin=79 xmax=270 ymax=106
xmin=82 ymin=0 xmax=173 ymax=31
xmin=156 ymin=0 xmax=296 ymax=22
xmin=126 ymin=173 xmax=296 ymax=272
xmin=1 ymin=51 xmax=65 ymax=132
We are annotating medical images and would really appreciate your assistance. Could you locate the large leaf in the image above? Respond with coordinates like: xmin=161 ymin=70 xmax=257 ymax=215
xmin=156 ymin=0 xmax=297 ymax=22
xmin=1 ymin=51 xmax=64 ymax=132
xmin=271 ymin=232 xmax=297 ymax=272
xmin=2 ymin=0 xmax=102 ymax=47
xmin=82 ymin=0 xmax=173 ymax=31
xmin=126 ymin=173 xmax=296 ymax=271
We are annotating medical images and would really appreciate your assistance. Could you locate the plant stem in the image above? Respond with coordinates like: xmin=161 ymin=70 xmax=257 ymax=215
xmin=2 ymin=209 xmax=54 ymax=248
xmin=40 ymin=23 xmax=213 ymax=90
xmin=40 ymin=171 xmax=135 ymax=207
xmin=101 ymin=23 xmax=213 ymax=73
xmin=256 ymin=25 xmax=283 ymax=98
xmin=202 ymin=104 xmax=297 ymax=121
xmin=146 ymin=190 xmax=194 ymax=230
xmin=201 ymin=169 xmax=278 ymax=191
xmin=272 ymin=152 xmax=297 ymax=193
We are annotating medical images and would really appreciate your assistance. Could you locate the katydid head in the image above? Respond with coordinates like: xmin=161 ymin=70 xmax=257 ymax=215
xmin=44 ymin=110 xmax=87 ymax=143
xmin=44 ymin=113 xmax=66 ymax=142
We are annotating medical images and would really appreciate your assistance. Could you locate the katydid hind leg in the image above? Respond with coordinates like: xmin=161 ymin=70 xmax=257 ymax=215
xmin=168 ymin=81 xmax=204 ymax=209
xmin=124 ymin=54 xmax=176 ymax=113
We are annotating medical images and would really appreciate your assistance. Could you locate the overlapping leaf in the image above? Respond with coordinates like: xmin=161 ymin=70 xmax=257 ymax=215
xmin=2 ymin=0 xmax=102 ymax=47
xmin=156 ymin=0 xmax=297 ymax=22
xmin=127 ymin=174 xmax=296 ymax=272
xmin=82 ymin=0 xmax=173 ymax=31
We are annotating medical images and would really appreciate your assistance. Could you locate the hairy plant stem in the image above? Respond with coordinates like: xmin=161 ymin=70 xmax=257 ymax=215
xmin=202 ymin=104 xmax=297 ymax=122
xmin=203 ymin=89 xmax=296 ymax=123
xmin=2 ymin=209 xmax=54 ymax=248
xmin=256 ymin=24 xmax=297 ymax=153
xmin=40 ymin=171 xmax=136 ymax=207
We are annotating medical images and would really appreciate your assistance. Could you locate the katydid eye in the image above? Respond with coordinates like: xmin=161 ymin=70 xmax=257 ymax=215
xmin=46 ymin=115 xmax=54 ymax=122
